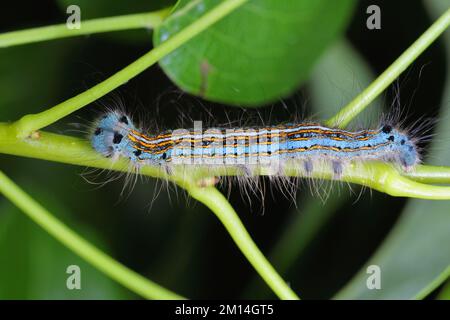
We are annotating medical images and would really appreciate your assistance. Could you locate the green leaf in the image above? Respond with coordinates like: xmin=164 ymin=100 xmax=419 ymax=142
xmin=335 ymin=0 xmax=450 ymax=299
xmin=56 ymin=0 xmax=175 ymax=44
xmin=153 ymin=0 xmax=356 ymax=106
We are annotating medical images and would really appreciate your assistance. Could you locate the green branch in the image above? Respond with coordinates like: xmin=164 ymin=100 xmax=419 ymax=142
xmin=0 ymin=170 xmax=184 ymax=300
xmin=243 ymin=192 xmax=346 ymax=298
xmin=0 ymin=9 xmax=171 ymax=48
xmin=326 ymin=6 xmax=450 ymax=128
xmin=1 ymin=123 xmax=450 ymax=199
xmin=187 ymin=187 xmax=299 ymax=300
xmin=403 ymin=165 xmax=450 ymax=184
xmin=11 ymin=0 xmax=249 ymax=138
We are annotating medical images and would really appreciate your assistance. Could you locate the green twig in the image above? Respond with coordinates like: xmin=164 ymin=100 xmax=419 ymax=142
xmin=11 ymin=0 xmax=249 ymax=138
xmin=0 ymin=9 xmax=171 ymax=48
xmin=0 ymin=170 xmax=184 ymax=300
xmin=187 ymin=187 xmax=299 ymax=300
xmin=326 ymin=6 xmax=450 ymax=128
xmin=2 ymin=124 xmax=450 ymax=199
xmin=403 ymin=165 xmax=450 ymax=184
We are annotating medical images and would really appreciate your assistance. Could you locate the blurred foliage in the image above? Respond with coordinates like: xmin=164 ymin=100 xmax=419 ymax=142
xmin=0 ymin=193 xmax=126 ymax=299
xmin=0 ymin=0 xmax=449 ymax=299
xmin=0 ymin=42 xmax=71 ymax=121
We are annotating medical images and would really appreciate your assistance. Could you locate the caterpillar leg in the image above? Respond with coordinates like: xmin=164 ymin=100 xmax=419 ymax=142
xmin=332 ymin=160 xmax=343 ymax=179
xmin=196 ymin=176 xmax=220 ymax=188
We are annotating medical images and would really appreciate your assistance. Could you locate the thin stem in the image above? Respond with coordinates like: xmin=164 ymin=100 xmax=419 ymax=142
xmin=11 ymin=0 xmax=249 ymax=138
xmin=326 ymin=6 xmax=450 ymax=128
xmin=243 ymin=193 xmax=345 ymax=298
xmin=0 ymin=170 xmax=184 ymax=300
xmin=187 ymin=186 xmax=300 ymax=300
xmin=403 ymin=165 xmax=450 ymax=184
xmin=0 ymin=9 xmax=171 ymax=48
xmin=2 ymin=124 xmax=450 ymax=200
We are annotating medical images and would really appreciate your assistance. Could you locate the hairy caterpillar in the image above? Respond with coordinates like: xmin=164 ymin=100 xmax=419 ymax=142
xmin=90 ymin=110 xmax=421 ymax=182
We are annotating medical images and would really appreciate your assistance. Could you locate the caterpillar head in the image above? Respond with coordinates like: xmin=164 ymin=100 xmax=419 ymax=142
xmin=380 ymin=124 xmax=420 ymax=170
xmin=91 ymin=112 xmax=135 ymax=160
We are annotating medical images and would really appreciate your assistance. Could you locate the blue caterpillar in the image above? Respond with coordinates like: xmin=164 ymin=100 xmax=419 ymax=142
xmin=91 ymin=111 xmax=420 ymax=176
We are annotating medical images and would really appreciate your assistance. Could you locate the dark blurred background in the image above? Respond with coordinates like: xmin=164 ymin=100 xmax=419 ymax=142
xmin=0 ymin=0 xmax=447 ymax=299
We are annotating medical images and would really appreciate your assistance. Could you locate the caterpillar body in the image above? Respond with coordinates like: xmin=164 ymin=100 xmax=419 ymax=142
xmin=90 ymin=110 xmax=420 ymax=180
